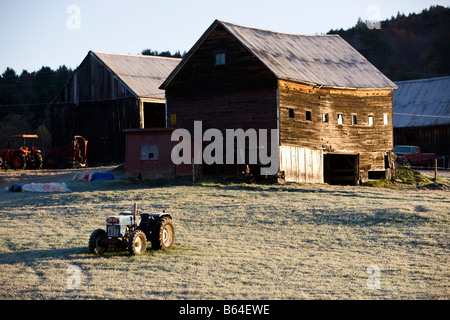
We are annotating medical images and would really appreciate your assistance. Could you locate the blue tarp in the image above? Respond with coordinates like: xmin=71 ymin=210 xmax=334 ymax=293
xmin=89 ymin=171 xmax=115 ymax=181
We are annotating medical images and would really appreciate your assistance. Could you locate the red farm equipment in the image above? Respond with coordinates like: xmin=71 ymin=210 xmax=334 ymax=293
xmin=0 ymin=134 xmax=43 ymax=169
xmin=44 ymin=136 xmax=88 ymax=169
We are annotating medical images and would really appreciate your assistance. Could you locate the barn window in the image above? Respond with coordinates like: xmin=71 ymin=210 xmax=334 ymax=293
xmin=215 ymin=53 xmax=226 ymax=65
xmin=368 ymin=115 xmax=374 ymax=126
xmin=322 ymin=113 xmax=329 ymax=123
xmin=306 ymin=111 xmax=312 ymax=121
xmin=352 ymin=115 xmax=357 ymax=125
xmin=337 ymin=114 xmax=343 ymax=125
xmin=383 ymin=114 xmax=389 ymax=125
xmin=288 ymin=108 xmax=295 ymax=118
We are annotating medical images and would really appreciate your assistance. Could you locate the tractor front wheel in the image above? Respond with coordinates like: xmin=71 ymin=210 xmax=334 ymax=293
xmin=128 ymin=230 xmax=147 ymax=255
xmin=89 ymin=229 xmax=108 ymax=254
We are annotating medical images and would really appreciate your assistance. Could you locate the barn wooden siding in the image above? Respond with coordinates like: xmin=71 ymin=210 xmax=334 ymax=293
xmin=278 ymin=80 xmax=394 ymax=182
xmin=279 ymin=145 xmax=323 ymax=183
xmin=51 ymin=53 xmax=140 ymax=163
xmin=165 ymin=23 xmax=278 ymax=150
xmin=51 ymin=98 xmax=140 ymax=164
xmin=166 ymin=23 xmax=277 ymax=132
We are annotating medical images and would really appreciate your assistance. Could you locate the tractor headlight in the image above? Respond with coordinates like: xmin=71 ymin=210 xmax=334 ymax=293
xmin=107 ymin=217 xmax=118 ymax=223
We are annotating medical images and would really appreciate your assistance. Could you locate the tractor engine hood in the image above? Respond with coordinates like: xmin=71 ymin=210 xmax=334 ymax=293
xmin=106 ymin=212 xmax=141 ymax=226
xmin=105 ymin=212 xmax=141 ymax=238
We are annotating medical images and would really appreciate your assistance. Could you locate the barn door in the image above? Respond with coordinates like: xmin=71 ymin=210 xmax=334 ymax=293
xmin=323 ymin=153 xmax=359 ymax=185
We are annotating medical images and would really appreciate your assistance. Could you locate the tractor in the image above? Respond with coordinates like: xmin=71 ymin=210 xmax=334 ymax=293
xmin=0 ymin=134 xmax=43 ymax=169
xmin=89 ymin=203 xmax=175 ymax=255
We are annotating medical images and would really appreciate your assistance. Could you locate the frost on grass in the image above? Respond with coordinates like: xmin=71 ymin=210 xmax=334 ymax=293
xmin=0 ymin=175 xmax=448 ymax=299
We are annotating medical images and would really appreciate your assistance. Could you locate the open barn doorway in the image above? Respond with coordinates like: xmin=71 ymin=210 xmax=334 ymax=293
xmin=143 ymin=102 xmax=165 ymax=128
xmin=324 ymin=153 xmax=359 ymax=185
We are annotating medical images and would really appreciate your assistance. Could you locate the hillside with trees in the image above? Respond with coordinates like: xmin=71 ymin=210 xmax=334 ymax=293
xmin=328 ymin=5 xmax=450 ymax=81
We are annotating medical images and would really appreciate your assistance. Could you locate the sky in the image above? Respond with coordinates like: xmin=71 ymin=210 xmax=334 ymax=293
xmin=0 ymin=0 xmax=448 ymax=74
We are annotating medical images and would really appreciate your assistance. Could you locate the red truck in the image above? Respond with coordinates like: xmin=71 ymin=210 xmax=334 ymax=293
xmin=393 ymin=145 xmax=436 ymax=167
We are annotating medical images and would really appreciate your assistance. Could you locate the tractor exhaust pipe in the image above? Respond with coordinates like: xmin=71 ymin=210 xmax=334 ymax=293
xmin=133 ymin=202 xmax=137 ymax=226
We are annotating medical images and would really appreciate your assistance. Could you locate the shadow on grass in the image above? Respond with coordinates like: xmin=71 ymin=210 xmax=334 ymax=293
xmin=0 ymin=247 xmax=88 ymax=265
xmin=305 ymin=207 xmax=433 ymax=229
xmin=0 ymin=245 xmax=183 ymax=266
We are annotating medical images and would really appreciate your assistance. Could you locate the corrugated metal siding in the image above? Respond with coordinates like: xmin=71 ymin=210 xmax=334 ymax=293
xmin=220 ymin=21 xmax=396 ymax=89
xmin=280 ymin=145 xmax=323 ymax=183
xmin=393 ymin=76 xmax=450 ymax=128
xmin=92 ymin=51 xmax=181 ymax=99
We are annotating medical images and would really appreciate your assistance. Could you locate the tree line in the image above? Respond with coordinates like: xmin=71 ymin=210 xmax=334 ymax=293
xmin=328 ymin=5 xmax=450 ymax=81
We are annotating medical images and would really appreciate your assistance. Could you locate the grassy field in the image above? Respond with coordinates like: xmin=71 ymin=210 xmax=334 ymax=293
xmin=0 ymin=167 xmax=449 ymax=300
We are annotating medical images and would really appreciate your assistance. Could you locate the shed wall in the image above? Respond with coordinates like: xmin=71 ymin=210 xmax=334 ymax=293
xmin=125 ymin=130 xmax=193 ymax=179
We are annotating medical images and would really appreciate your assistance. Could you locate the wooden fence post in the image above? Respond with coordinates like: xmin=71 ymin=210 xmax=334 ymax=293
xmin=434 ymin=158 xmax=438 ymax=181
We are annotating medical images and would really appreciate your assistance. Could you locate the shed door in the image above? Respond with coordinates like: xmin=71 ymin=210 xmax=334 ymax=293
xmin=143 ymin=102 xmax=165 ymax=128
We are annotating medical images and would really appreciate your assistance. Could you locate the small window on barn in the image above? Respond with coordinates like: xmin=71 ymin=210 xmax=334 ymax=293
xmin=383 ymin=114 xmax=389 ymax=125
xmin=288 ymin=108 xmax=295 ymax=118
xmin=352 ymin=115 xmax=357 ymax=125
xmin=322 ymin=113 xmax=329 ymax=123
xmin=140 ymin=146 xmax=159 ymax=160
xmin=368 ymin=115 xmax=374 ymax=126
xmin=306 ymin=111 xmax=312 ymax=121
xmin=215 ymin=53 xmax=226 ymax=65
xmin=337 ymin=114 xmax=343 ymax=125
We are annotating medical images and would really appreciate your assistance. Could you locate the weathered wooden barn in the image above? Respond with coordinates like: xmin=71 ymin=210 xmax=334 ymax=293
xmin=160 ymin=20 xmax=397 ymax=184
xmin=50 ymin=51 xmax=181 ymax=164
xmin=393 ymin=76 xmax=450 ymax=166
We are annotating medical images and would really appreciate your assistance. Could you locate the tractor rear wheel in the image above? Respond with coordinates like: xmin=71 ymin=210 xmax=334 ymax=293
xmin=151 ymin=218 xmax=175 ymax=250
xmin=128 ymin=230 xmax=147 ymax=255
xmin=89 ymin=229 xmax=108 ymax=254
xmin=33 ymin=153 xmax=43 ymax=169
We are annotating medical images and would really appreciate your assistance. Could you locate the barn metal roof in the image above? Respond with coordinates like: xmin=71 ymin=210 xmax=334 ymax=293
xmin=161 ymin=20 xmax=397 ymax=90
xmin=393 ymin=76 xmax=450 ymax=128
xmin=91 ymin=51 xmax=181 ymax=100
